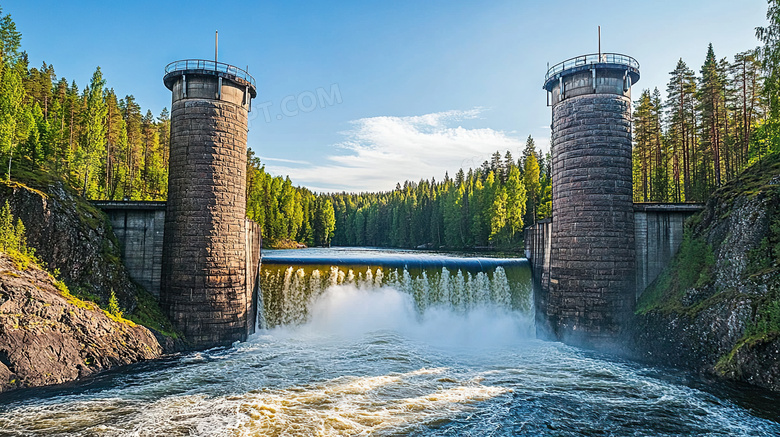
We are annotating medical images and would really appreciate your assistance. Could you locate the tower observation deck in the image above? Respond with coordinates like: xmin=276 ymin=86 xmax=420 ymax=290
xmin=543 ymin=53 xmax=639 ymax=105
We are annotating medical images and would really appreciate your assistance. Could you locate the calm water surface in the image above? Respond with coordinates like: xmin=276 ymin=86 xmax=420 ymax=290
xmin=0 ymin=248 xmax=778 ymax=436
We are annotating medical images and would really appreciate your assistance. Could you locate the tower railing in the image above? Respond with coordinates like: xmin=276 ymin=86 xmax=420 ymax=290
xmin=165 ymin=59 xmax=256 ymax=88
xmin=544 ymin=53 xmax=639 ymax=82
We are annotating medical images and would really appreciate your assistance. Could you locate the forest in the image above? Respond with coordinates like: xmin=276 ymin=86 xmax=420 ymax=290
xmin=632 ymin=44 xmax=772 ymax=202
xmin=3 ymin=4 xmax=780 ymax=249
xmin=0 ymin=9 xmax=170 ymax=201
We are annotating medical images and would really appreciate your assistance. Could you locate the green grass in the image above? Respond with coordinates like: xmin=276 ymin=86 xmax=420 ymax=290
xmin=636 ymin=230 xmax=715 ymax=315
xmin=127 ymin=286 xmax=180 ymax=339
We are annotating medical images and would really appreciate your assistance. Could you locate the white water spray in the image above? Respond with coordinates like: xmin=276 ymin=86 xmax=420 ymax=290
xmin=259 ymin=265 xmax=531 ymax=330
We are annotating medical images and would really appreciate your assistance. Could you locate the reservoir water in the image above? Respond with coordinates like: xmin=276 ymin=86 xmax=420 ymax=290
xmin=0 ymin=248 xmax=779 ymax=436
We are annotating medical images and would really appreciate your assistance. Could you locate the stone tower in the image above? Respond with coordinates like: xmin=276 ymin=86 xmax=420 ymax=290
xmin=161 ymin=59 xmax=257 ymax=348
xmin=541 ymin=53 xmax=640 ymax=348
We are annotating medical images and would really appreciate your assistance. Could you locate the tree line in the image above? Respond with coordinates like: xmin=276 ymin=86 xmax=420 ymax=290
xmin=327 ymin=138 xmax=550 ymax=249
xmin=246 ymin=136 xmax=552 ymax=249
xmin=246 ymin=150 xmax=336 ymax=247
xmin=0 ymin=7 xmax=169 ymax=201
xmin=631 ymin=6 xmax=780 ymax=203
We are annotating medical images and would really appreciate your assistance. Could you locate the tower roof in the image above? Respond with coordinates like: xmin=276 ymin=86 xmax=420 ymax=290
xmin=543 ymin=53 xmax=639 ymax=92
xmin=164 ymin=59 xmax=257 ymax=98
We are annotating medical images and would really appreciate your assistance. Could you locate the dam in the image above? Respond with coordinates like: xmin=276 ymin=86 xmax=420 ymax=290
xmin=92 ymin=53 xmax=703 ymax=352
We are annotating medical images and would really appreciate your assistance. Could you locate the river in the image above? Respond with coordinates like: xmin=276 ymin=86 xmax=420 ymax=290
xmin=0 ymin=248 xmax=778 ymax=436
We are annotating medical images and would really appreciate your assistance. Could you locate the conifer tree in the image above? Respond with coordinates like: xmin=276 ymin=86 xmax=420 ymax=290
xmin=521 ymin=135 xmax=541 ymax=222
xmin=79 ymin=67 xmax=107 ymax=197
xmin=505 ymin=165 xmax=527 ymax=241
xmin=0 ymin=62 xmax=30 ymax=180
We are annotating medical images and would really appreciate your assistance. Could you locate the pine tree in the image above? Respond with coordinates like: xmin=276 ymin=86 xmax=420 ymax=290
xmin=79 ymin=67 xmax=107 ymax=197
xmin=757 ymin=0 xmax=780 ymax=121
xmin=489 ymin=187 xmax=507 ymax=245
xmin=314 ymin=197 xmax=335 ymax=247
xmin=505 ymin=165 xmax=527 ymax=242
xmin=0 ymin=62 xmax=31 ymax=180
xmin=522 ymin=135 xmax=541 ymax=222
xmin=523 ymin=148 xmax=541 ymax=223
xmin=666 ymin=58 xmax=698 ymax=201
xmin=0 ymin=7 xmax=22 ymax=66
xmin=699 ymin=44 xmax=726 ymax=189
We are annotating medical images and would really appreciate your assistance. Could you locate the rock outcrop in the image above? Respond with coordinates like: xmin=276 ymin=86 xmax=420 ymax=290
xmin=0 ymin=178 xmax=139 ymax=311
xmin=632 ymin=153 xmax=780 ymax=392
xmin=0 ymin=171 xmax=182 ymax=392
xmin=0 ymin=252 xmax=162 ymax=392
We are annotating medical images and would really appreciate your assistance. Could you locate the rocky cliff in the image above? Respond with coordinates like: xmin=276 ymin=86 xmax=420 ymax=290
xmin=632 ymin=152 xmax=780 ymax=391
xmin=0 ymin=252 xmax=162 ymax=392
xmin=0 ymin=177 xmax=139 ymax=312
xmin=0 ymin=169 xmax=180 ymax=392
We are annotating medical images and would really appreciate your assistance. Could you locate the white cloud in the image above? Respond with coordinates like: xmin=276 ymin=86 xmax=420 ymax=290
xmin=264 ymin=108 xmax=527 ymax=193
xmin=258 ymin=156 xmax=311 ymax=165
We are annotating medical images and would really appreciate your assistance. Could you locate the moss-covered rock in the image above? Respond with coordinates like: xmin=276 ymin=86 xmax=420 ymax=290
xmin=631 ymin=152 xmax=780 ymax=392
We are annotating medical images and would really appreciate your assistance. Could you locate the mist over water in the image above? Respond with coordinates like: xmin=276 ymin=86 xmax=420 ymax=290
xmin=0 ymin=249 xmax=779 ymax=436
xmin=275 ymin=284 xmax=533 ymax=350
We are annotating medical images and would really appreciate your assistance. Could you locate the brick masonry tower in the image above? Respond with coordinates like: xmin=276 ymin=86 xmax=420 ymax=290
xmin=161 ymin=59 xmax=257 ymax=348
xmin=541 ymin=53 xmax=640 ymax=348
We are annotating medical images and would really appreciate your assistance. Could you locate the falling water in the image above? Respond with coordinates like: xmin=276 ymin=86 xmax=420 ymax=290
xmin=258 ymin=264 xmax=530 ymax=329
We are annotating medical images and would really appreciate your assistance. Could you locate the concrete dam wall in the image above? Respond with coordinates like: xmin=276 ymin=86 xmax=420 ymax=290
xmin=95 ymin=203 xmax=262 ymax=340
xmin=525 ymin=204 xmax=702 ymax=302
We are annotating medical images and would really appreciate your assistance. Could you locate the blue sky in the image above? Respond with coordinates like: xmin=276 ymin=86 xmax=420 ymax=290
xmin=3 ymin=0 xmax=770 ymax=192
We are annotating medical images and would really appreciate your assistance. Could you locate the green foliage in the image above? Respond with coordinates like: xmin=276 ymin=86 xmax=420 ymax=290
xmin=246 ymin=150 xmax=319 ymax=248
xmin=746 ymin=299 xmax=780 ymax=339
xmin=632 ymin=41 xmax=766 ymax=202
xmin=0 ymin=58 xmax=30 ymax=180
xmin=757 ymin=0 xmax=780 ymax=121
xmin=0 ymin=7 xmax=22 ymax=66
xmin=245 ymin=144 xmax=538 ymax=250
xmin=676 ymin=232 xmax=716 ymax=290
xmin=108 ymin=289 xmax=122 ymax=318
xmin=127 ymin=287 xmax=180 ymax=338
xmin=523 ymin=143 xmax=540 ymax=224
xmin=313 ymin=196 xmax=336 ymax=247
xmin=0 ymin=200 xmax=36 ymax=268
xmin=77 ymin=67 xmax=107 ymax=197
xmin=0 ymin=10 xmax=169 ymax=199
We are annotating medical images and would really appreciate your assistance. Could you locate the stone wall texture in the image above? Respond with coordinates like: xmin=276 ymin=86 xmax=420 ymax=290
xmin=161 ymin=74 xmax=251 ymax=348
xmin=547 ymin=92 xmax=635 ymax=347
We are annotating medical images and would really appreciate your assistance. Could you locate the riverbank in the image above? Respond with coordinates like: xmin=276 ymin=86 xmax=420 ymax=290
xmin=0 ymin=252 xmax=163 ymax=391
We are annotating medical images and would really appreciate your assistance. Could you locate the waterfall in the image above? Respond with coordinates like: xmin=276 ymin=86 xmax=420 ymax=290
xmin=259 ymin=264 xmax=531 ymax=329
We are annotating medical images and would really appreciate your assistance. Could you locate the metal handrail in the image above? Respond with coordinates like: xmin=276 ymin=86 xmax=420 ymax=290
xmin=164 ymin=59 xmax=256 ymax=88
xmin=545 ymin=53 xmax=639 ymax=82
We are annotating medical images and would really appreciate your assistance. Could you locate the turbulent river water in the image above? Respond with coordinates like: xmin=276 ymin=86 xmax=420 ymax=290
xmin=1 ymin=247 xmax=779 ymax=436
